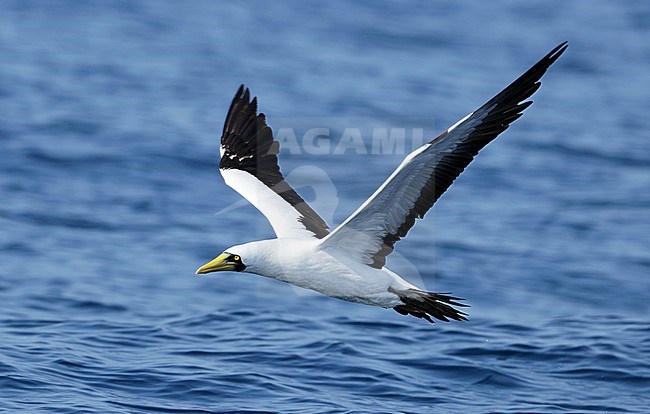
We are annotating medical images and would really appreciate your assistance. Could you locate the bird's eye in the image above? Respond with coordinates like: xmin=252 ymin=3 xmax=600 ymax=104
xmin=233 ymin=255 xmax=240 ymax=262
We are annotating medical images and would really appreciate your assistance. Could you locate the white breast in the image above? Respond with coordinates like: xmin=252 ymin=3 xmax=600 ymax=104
xmin=242 ymin=238 xmax=403 ymax=307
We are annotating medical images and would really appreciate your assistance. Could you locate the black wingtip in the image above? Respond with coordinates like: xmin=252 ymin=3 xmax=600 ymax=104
xmin=546 ymin=41 xmax=569 ymax=64
xmin=233 ymin=84 xmax=256 ymax=106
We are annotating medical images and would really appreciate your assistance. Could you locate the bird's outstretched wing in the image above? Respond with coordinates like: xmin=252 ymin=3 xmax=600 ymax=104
xmin=219 ymin=85 xmax=329 ymax=239
xmin=319 ymin=42 xmax=568 ymax=268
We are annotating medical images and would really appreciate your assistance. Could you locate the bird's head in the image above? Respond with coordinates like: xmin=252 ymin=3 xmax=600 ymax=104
xmin=195 ymin=240 xmax=275 ymax=275
xmin=195 ymin=249 xmax=247 ymax=275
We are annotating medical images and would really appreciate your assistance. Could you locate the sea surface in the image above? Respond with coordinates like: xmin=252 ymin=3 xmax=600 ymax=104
xmin=1 ymin=1 xmax=649 ymax=413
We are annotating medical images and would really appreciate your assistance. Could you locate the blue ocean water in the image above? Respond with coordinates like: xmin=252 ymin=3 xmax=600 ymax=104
xmin=1 ymin=0 xmax=649 ymax=412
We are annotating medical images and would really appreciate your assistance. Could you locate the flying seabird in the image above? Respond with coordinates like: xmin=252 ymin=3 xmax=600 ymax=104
xmin=196 ymin=42 xmax=567 ymax=323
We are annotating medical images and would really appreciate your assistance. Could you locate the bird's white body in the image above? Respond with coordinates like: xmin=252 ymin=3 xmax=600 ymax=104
xmin=230 ymin=238 xmax=411 ymax=308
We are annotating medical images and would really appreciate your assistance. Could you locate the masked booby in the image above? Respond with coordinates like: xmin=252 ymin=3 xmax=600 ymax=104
xmin=196 ymin=42 xmax=568 ymax=323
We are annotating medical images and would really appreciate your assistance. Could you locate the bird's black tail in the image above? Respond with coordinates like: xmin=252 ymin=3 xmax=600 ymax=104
xmin=391 ymin=288 xmax=469 ymax=323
